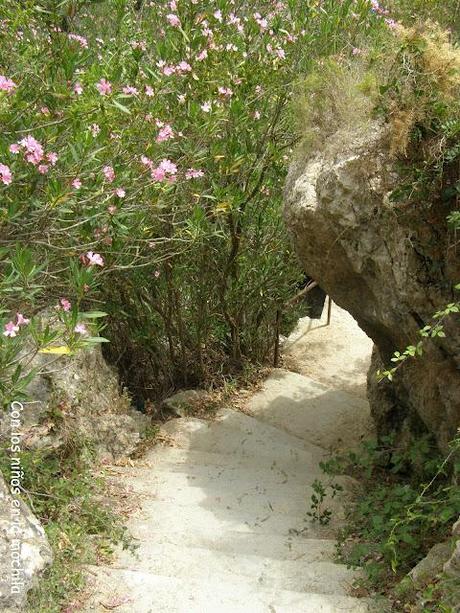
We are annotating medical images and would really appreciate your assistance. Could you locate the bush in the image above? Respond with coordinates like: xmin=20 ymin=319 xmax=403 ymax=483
xmin=316 ymin=434 xmax=460 ymax=607
xmin=0 ymin=0 xmax=390 ymax=404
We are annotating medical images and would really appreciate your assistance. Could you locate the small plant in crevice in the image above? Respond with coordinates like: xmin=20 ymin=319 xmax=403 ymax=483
xmin=307 ymin=477 xmax=344 ymax=526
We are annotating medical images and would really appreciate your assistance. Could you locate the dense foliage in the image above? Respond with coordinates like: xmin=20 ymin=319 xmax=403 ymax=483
xmin=0 ymin=0 xmax=394 ymax=405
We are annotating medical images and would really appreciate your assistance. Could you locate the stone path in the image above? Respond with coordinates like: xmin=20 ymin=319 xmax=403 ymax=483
xmin=84 ymin=303 xmax=375 ymax=612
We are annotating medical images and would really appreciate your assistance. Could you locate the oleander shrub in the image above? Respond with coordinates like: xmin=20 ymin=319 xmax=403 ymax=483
xmin=0 ymin=0 xmax=391 ymax=405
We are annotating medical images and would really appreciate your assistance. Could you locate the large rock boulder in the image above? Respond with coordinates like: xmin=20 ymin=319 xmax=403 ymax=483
xmin=1 ymin=341 xmax=150 ymax=463
xmin=0 ymin=475 xmax=52 ymax=611
xmin=283 ymin=121 xmax=460 ymax=452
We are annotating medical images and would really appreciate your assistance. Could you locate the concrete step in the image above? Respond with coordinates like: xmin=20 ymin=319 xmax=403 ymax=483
xmin=115 ymin=464 xmax=350 ymax=525
xmin=130 ymin=497 xmax=316 ymax=536
xmin=84 ymin=566 xmax=372 ymax=613
xmin=248 ymin=369 xmax=371 ymax=450
xmin=126 ymin=525 xmax=339 ymax=559
xmin=142 ymin=444 xmax=325 ymax=475
xmin=158 ymin=407 xmax=327 ymax=463
xmin=115 ymin=541 xmax=363 ymax=596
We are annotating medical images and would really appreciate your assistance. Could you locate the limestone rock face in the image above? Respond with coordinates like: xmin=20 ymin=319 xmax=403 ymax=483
xmin=444 ymin=518 xmax=460 ymax=579
xmin=284 ymin=122 xmax=460 ymax=452
xmin=1 ymin=343 xmax=149 ymax=463
xmin=0 ymin=475 xmax=52 ymax=611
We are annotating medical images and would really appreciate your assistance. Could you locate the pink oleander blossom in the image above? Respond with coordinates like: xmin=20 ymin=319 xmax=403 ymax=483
xmin=74 ymin=323 xmax=88 ymax=335
xmin=218 ymin=86 xmax=233 ymax=98
xmin=115 ymin=188 xmax=125 ymax=198
xmin=152 ymin=167 xmax=166 ymax=181
xmin=9 ymin=143 xmax=20 ymax=154
xmin=185 ymin=168 xmax=204 ymax=180
xmin=96 ymin=78 xmax=112 ymax=95
xmin=47 ymin=152 xmax=58 ymax=166
xmin=16 ymin=313 xmax=30 ymax=326
xmin=67 ymin=33 xmax=88 ymax=48
xmin=156 ymin=124 xmax=174 ymax=143
xmin=122 ymin=85 xmax=138 ymax=95
xmin=72 ymin=178 xmax=82 ymax=189
xmin=73 ymin=81 xmax=83 ymax=95
xmin=60 ymin=298 xmax=72 ymax=311
xmin=0 ymin=75 xmax=17 ymax=93
xmin=176 ymin=61 xmax=192 ymax=73
xmin=162 ymin=65 xmax=176 ymax=76
xmin=103 ymin=165 xmax=115 ymax=182
xmin=3 ymin=321 xmax=19 ymax=337
xmin=159 ymin=159 xmax=177 ymax=175
xmin=85 ymin=251 xmax=104 ymax=267
xmin=166 ymin=14 xmax=181 ymax=27
xmin=0 ymin=163 xmax=12 ymax=185
xmin=19 ymin=135 xmax=44 ymax=165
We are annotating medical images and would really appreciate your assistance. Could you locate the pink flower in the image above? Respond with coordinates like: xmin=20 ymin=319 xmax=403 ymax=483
xmin=115 ymin=188 xmax=125 ymax=198
xmin=141 ymin=155 xmax=154 ymax=170
xmin=166 ymin=14 xmax=181 ymax=27
xmin=108 ymin=205 xmax=117 ymax=214
xmin=90 ymin=123 xmax=100 ymax=137
xmin=68 ymin=33 xmax=88 ymax=48
xmin=154 ymin=270 xmax=161 ymax=278
xmin=152 ymin=167 xmax=166 ymax=181
xmin=0 ymin=75 xmax=17 ymax=93
xmin=38 ymin=164 xmax=49 ymax=174
xmin=185 ymin=168 xmax=204 ymax=180
xmin=218 ymin=86 xmax=233 ymax=98
xmin=3 ymin=321 xmax=19 ymax=337
xmin=201 ymin=101 xmax=212 ymax=113
xmin=145 ymin=85 xmax=154 ymax=97
xmin=122 ymin=85 xmax=138 ymax=95
xmin=85 ymin=251 xmax=104 ymax=267
xmin=40 ymin=106 xmax=50 ymax=115
xmin=0 ymin=163 xmax=12 ymax=185
xmin=74 ymin=323 xmax=88 ymax=335
xmin=352 ymin=47 xmax=362 ymax=56
xmin=73 ymin=82 xmax=83 ymax=95
xmin=19 ymin=135 xmax=44 ymax=165
xmin=47 ymin=152 xmax=58 ymax=166
xmin=96 ymin=78 xmax=112 ymax=96
xmin=103 ymin=165 xmax=115 ymax=183
xmin=156 ymin=124 xmax=174 ymax=143
xmin=196 ymin=49 xmax=208 ymax=61
xmin=176 ymin=61 xmax=192 ymax=73
xmin=9 ymin=143 xmax=20 ymax=154
xmin=162 ymin=65 xmax=176 ymax=76
xmin=60 ymin=298 xmax=72 ymax=311
xmin=16 ymin=313 xmax=30 ymax=326
xmin=72 ymin=178 xmax=82 ymax=189
xmin=159 ymin=159 xmax=177 ymax=175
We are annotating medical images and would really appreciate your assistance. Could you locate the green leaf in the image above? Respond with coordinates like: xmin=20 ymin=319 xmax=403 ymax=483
xmin=79 ymin=311 xmax=108 ymax=319
xmin=111 ymin=100 xmax=131 ymax=115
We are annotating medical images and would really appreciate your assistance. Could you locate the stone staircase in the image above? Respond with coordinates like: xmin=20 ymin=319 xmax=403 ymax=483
xmin=83 ymin=305 xmax=376 ymax=612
